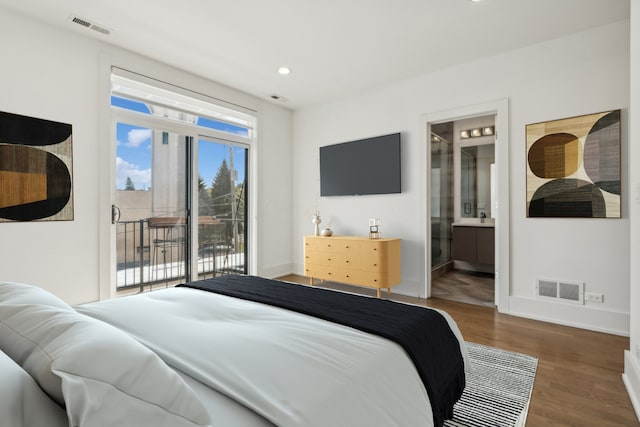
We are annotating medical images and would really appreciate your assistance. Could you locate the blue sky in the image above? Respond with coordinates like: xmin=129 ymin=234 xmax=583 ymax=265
xmin=113 ymin=96 xmax=246 ymax=190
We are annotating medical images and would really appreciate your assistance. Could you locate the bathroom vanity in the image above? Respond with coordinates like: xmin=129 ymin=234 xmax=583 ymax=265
xmin=451 ymin=222 xmax=495 ymax=267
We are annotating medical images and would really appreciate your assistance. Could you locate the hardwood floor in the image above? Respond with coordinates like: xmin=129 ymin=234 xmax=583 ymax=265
xmin=431 ymin=269 xmax=495 ymax=307
xmin=278 ymin=274 xmax=639 ymax=426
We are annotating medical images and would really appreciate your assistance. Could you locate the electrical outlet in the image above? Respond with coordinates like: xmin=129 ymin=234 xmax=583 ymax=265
xmin=585 ymin=292 xmax=604 ymax=303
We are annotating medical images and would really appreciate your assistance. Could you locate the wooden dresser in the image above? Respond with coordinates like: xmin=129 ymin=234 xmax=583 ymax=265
xmin=303 ymin=236 xmax=401 ymax=297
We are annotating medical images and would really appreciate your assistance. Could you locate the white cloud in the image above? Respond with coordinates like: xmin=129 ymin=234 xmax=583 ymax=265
xmin=116 ymin=157 xmax=151 ymax=190
xmin=124 ymin=128 xmax=152 ymax=148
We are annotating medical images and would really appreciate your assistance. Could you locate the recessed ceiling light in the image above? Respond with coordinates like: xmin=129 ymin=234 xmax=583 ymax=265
xmin=277 ymin=67 xmax=291 ymax=75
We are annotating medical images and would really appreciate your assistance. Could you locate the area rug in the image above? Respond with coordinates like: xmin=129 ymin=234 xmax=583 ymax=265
xmin=445 ymin=342 xmax=538 ymax=427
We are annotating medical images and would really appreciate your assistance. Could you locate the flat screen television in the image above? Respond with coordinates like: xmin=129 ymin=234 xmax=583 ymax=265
xmin=320 ymin=133 xmax=401 ymax=196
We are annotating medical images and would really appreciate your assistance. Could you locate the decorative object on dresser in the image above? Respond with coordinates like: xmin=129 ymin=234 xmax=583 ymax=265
xmin=320 ymin=227 xmax=333 ymax=236
xmin=368 ymin=218 xmax=380 ymax=239
xmin=311 ymin=212 xmax=321 ymax=236
xmin=303 ymin=235 xmax=401 ymax=298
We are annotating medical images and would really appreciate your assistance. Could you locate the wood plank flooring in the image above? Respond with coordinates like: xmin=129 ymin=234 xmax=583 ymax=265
xmin=278 ymin=274 xmax=639 ymax=426
xmin=431 ymin=269 xmax=495 ymax=307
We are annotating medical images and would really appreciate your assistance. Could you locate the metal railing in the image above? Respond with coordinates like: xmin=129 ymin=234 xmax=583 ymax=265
xmin=116 ymin=218 xmax=246 ymax=290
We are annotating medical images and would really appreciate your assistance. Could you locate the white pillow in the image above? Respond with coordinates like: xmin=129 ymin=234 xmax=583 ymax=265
xmin=0 ymin=281 xmax=72 ymax=310
xmin=0 ymin=303 xmax=212 ymax=427
xmin=0 ymin=349 xmax=68 ymax=427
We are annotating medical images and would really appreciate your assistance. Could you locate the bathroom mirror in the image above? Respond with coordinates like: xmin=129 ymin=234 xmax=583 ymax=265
xmin=460 ymin=143 xmax=495 ymax=218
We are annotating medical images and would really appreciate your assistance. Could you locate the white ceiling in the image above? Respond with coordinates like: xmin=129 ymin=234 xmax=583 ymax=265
xmin=0 ymin=0 xmax=630 ymax=109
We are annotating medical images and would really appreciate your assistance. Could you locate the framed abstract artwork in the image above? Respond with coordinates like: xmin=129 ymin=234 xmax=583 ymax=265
xmin=526 ymin=110 xmax=620 ymax=218
xmin=0 ymin=111 xmax=74 ymax=222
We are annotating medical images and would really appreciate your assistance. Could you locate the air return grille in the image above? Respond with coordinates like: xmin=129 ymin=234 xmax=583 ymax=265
xmin=69 ymin=15 xmax=112 ymax=35
xmin=71 ymin=16 xmax=91 ymax=28
xmin=535 ymin=278 xmax=584 ymax=304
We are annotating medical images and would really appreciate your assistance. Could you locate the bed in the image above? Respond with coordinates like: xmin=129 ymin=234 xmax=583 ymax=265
xmin=0 ymin=275 xmax=467 ymax=427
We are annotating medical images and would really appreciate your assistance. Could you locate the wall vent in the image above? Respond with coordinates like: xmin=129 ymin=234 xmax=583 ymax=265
xmin=71 ymin=16 xmax=91 ymax=28
xmin=535 ymin=278 xmax=584 ymax=304
xmin=69 ymin=15 xmax=112 ymax=36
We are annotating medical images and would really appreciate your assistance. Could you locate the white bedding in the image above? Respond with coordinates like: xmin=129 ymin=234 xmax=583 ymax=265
xmin=0 ymin=282 xmax=211 ymax=427
xmin=0 ymin=349 xmax=68 ymax=427
xmin=78 ymin=286 xmax=467 ymax=427
xmin=176 ymin=369 xmax=275 ymax=427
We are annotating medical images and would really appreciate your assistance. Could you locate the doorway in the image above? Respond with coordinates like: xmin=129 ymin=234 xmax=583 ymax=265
xmin=430 ymin=118 xmax=495 ymax=307
xmin=423 ymin=100 xmax=510 ymax=313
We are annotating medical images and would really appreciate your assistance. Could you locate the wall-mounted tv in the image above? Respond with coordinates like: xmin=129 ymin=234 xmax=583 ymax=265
xmin=320 ymin=133 xmax=401 ymax=197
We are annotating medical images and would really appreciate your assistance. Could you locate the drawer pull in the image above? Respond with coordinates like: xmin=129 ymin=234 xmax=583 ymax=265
xmin=373 ymin=263 xmax=378 ymax=267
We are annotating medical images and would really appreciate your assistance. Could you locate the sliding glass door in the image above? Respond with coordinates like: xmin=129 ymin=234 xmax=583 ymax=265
xmin=114 ymin=122 xmax=189 ymax=289
xmin=196 ymin=138 xmax=248 ymax=279
xmin=113 ymin=123 xmax=249 ymax=290
xmin=110 ymin=70 xmax=254 ymax=292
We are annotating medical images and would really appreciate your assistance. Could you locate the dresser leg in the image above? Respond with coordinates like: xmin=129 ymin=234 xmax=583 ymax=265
xmin=387 ymin=287 xmax=391 ymax=295
xmin=376 ymin=288 xmax=381 ymax=298
xmin=309 ymin=277 xmax=314 ymax=286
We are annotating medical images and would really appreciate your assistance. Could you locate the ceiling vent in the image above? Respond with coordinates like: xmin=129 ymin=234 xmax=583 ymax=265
xmin=269 ymin=94 xmax=289 ymax=102
xmin=535 ymin=277 xmax=584 ymax=304
xmin=69 ymin=14 xmax=112 ymax=36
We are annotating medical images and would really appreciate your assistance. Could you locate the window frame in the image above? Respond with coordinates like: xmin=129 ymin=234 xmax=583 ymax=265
xmin=109 ymin=68 xmax=257 ymax=293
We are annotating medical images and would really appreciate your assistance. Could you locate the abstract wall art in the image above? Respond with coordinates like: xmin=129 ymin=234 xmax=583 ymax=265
xmin=0 ymin=111 xmax=73 ymax=222
xmin=526 ymin=110 xmax=620 ymax=218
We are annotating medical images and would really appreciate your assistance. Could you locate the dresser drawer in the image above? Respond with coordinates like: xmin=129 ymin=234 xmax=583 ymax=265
xmin=305 ymin=253 xmax=358 ymax=268
xmin=358 ymin=253 xmax=387 ymax=272
xmin=304 ymin=236 xmax=362 ymax=254
xmin=357 ymin=240 xmax=399 ymax=272
xmin=347 ymin=270 xmax=392 ymax=288
xmin=305 ymin=264 xmax=350 ymax=282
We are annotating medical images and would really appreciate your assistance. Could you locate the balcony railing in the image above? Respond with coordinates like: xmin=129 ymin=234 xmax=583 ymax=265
xmin=116 ymin=218 xmax=246 ymax=290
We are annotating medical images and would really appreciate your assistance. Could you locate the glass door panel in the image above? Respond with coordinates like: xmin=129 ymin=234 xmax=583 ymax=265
xmin=197 ymin=139 xmax=248 ymax=278
xmin=114 ymin=122 xmax=187 ymax=290
xmin=431 ymin=132 xmax=453 ymax=268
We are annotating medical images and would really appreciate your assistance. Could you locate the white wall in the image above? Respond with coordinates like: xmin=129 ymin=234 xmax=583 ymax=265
xmin=292 ymin=20 xmax=630 ymax=335
xmin=624 ymin=0 xmax=640 ymax=420
xmin=0 ymin=8 xmax=293 ymax=304
xmin=256 ymin=105 xmax=294 ymax=278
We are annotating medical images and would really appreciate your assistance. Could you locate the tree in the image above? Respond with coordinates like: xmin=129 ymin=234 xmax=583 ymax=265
xmin=125 ymin=176 xmax=135 ymax=191
xmin=198 ymin=175 xmax=214 ymax=216
xmin=210 ymin=159 xmax=232 ymax=218
xmin=211 ymin=160 xmax=236 ymax=244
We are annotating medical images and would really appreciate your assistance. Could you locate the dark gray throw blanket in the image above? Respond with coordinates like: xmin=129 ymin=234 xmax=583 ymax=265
xmin=178 ymin=275 xmax=465 ymax=426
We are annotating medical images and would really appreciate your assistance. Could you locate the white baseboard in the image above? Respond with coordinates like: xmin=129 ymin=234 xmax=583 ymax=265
xmin=509 ymin=296 xmax=629 ymax=336
xmin=259 ymin=263 xmax=294 ymax=279
xmin=623 ymin=351 xmax=640 ymax=422
xmin=389 ymin=279 xmax=425 ymax=299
